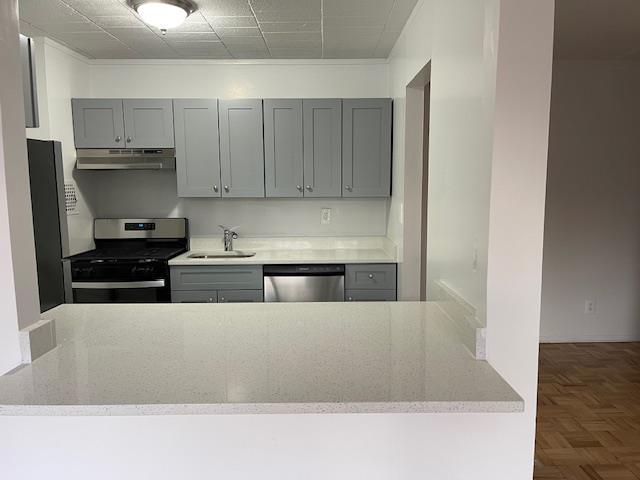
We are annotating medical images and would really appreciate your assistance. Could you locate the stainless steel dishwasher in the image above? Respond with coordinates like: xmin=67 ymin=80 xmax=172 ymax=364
xmin=263 ymin=265 xmax=345 ymax=302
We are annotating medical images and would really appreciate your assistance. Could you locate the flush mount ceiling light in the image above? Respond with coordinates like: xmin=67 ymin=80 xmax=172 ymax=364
xmin=129 ymin=0 xmax=197 ymax=33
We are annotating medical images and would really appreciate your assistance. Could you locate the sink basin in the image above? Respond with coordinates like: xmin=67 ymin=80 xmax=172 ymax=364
xmin=187 ymin=251 xmax=256 ymax=259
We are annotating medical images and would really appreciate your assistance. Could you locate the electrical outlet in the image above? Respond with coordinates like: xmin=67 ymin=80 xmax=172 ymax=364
xmin=321 ymin=208 xmax=331 ymax=225
xmin=584 ymin=299 xmax=595 ymax=314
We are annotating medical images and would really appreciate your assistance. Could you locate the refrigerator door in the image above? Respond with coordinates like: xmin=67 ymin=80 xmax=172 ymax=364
xmin=27 ymin=139 xmax=70 ymax=312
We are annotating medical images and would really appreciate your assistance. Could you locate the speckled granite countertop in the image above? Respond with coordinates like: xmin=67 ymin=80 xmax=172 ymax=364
xmin=0 ymin=303 xmax=523 ymax=416
xmin=169 ymin=236 xmax=398 ymax=266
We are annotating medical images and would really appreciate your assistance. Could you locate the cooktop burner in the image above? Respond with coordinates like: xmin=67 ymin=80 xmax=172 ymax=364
xmin=70 ymin=246 xmax=186 ymax=262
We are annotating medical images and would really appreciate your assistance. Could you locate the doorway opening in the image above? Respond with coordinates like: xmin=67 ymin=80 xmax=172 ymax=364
xmin=401 ymin=62 xmax=431 ymax=301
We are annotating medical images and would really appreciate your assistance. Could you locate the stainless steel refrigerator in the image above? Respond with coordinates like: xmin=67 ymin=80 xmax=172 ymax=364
xmin=26 ymin=139 xmax=72 ymax=312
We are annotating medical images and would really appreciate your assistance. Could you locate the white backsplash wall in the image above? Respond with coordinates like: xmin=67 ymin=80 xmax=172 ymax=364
xmin=91 ymin=170 xmax=389 ymax=237
xmin=84 ymin=58 xmax=391 ymax=238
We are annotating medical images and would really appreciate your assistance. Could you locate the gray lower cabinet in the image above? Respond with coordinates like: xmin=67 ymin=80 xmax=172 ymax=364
xmin=123 ymin=99 xmax=175 ymax=148
xmin=264 ymin=99 xmax=304 ymax=197
xmin=170 ymin=265 xmax=263 ymax=304
xmin=174 ymin=99 xmax=221 ymax=197
xmin=345 ymin=290 xmax=397 ymax=302
xmin=342 ymin=99 xmax=392 ymax=197
xmin=72 ymin=99 xmax=125 ymax=148
xmin=171 ymin=265 xmax=263 ymax=291
xmin=219 ymin=99 xmax=265 ymax=197
xmin=345 ymin=264 xmax=397 ymax=301
xmin=172 ymin=290 xmax=218 ymax=303
xmin=302 ymin=99 xmax=342 ymax=197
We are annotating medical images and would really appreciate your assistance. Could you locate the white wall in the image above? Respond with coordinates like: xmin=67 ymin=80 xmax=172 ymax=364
xmin=27 ymin=38 xmax=95 ymax=254
xmin=83 ymin=59 xmax=390 ymax=238
xmin=388 ymin=0 xmax=554 ymax=478
xmin=541 ymin=61 xmax=640 ymax=342
xmin=485 ymin=0 xmax=555 ymax=478
xmin=0 ymin=0 xmax=41 ymax=371
xmin=387 ymin=0 xmax=498 ymax=318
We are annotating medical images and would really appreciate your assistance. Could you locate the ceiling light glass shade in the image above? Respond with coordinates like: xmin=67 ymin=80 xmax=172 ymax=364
xmin=134 ymin=1 xmax=194 ymax=30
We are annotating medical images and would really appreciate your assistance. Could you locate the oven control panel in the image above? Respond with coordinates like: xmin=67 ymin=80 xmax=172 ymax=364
xmin=125 ymin=222 xmax=156 ymax=231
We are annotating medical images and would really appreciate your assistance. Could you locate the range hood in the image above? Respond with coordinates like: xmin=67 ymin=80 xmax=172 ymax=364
xmin=76 ymin=148 xmax=176 ymax=170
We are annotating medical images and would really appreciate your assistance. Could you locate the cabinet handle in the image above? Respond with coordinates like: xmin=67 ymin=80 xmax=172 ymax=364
xmin=115 ymin=136 xmax=121 ymax=143
xmin=213 ymin=185 xmax=219 ymax=192
xmin=348 ymin=297 xmax=353 ymax=301
xmin=345 ymin=185 xmax=353 ymax=192
xmin=126 ymin=136 xmax=132 ymax=143
xmin=296 ymin=185 xmax=303 ymax=192
xmin=224 ymin=185 xmax=230 ymax=192
xmin=220 ymin=297 xmax=225 ymax=302
xmin=305 ymin=185 xmax=312 ymax=192
xmin=368 ymin=274 xmax=374 ymax=279
xmin=208 ymin=298 xmax=213 ymax=303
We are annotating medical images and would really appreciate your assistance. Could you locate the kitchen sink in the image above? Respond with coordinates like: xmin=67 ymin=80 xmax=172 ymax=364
xmin=187 ymin=251 xmax=256 ymax=259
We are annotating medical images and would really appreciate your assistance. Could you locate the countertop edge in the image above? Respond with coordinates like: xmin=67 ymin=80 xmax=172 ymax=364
xmin=0 ymin=400 xmax=524 ymax=416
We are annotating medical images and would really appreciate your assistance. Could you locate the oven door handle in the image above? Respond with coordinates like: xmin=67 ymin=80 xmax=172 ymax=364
xmin=72 ymin=280 xmax=166 ymax=289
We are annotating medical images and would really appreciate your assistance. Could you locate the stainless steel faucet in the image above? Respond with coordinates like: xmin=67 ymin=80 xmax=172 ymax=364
xmin=219 ymin=225 xmax=239 ymax=251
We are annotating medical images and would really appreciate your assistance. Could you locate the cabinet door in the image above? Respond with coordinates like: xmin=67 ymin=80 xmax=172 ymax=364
xmin=264 ymin=99 xmax=303 ymax=197
xmin=171 ymin=290 xmax=218 ymax=303
xmin=174 ymin=99 xmax=221 ymax=198
xmin=218 ymin=290 xmax=263 ymax=303
xmin=342 ymin=99 xmax=392 ymax=197
xmin=302 ymin=99 xmax=342 ymax=197
xmin=123 ymin=99 xmax=175 ymax=148
xmin=219 ymin=99 xmax=265 ymax=198
xmin=72 ymin=99 xmax=125 ymax=148
xmin=345 ymin=290 xmax=396 ymax=302
xmin=345 ymin=264 xmax=397 ymax=290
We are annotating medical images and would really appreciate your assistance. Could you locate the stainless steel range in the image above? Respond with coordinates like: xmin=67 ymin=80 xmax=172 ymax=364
xmin=69 ymin=218 xmax=188 ymax=303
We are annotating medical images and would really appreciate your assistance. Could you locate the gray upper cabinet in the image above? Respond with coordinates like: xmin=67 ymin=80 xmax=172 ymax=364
xmin=123 ymin=99 xmax=175 ymax=148
xmin=174 ymin=99 xmax=221 ymax=198
xmin=303 ymin=99 xmax=342 ymax=197
xmin=342 ymin=99 xmax=392 ymax=197
xmin=72 ymin=99 xmax=125 ymax=148
xmin=219 ymin=99 xmax=265 ymax=198
xmin=264 ymin=99 xmax=304 ymax=198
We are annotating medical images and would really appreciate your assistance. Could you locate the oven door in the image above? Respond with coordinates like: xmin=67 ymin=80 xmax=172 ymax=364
xmin=72 ymin=280 xmax=170 ymax=303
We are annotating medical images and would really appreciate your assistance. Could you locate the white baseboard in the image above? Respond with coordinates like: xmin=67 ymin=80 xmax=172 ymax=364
xmin=433 ymin=280 xmax=486 ymax=359
xmin=540 ymin=333 xmax=640 ymax=343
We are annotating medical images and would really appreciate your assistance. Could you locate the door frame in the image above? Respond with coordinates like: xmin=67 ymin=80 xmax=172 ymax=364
xmin=399 ymin=62 xmax=431 ymax=301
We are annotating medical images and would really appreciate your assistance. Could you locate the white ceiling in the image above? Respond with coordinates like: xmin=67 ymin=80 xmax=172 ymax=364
xmin=555 ymin=0 xmax=640 ymax=60
xmin=18 ymin=0 xmax=418 ymax=59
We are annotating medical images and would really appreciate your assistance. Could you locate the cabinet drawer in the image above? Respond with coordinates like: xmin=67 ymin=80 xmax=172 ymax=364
xmin=218 ymin=290 xmax=263 ymax=303
xmin=170 ymin=266 xmax=263 ymax=291
xmin=345 ymin=289 xmax=396 ymax=302
xmin=345 ymin=264 xmax=396 ymax=290
xmin=171 ymin=290 xmax=218 ymax=303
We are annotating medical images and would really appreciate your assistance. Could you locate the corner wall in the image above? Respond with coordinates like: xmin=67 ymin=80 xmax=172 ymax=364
xmin=388 ymin=0 xmax=554 ymax=477
xmin=541 ymin=60 xmax=640 ymax=343
xmin=26 ymin=38 xmax=95 ymax=254
xmin=0 ymin=0 xmax=41 ymax=372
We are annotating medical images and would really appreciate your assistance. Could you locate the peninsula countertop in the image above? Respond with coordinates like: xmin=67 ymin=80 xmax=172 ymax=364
xmin=169 ymin=236 xmax=398 ymax=266
xmin=0 ymin=302 xmax=523 ymax=416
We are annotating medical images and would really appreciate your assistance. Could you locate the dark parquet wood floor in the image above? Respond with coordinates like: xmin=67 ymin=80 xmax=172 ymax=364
xmin=534 ymin=343 xmax=640 ymax=480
